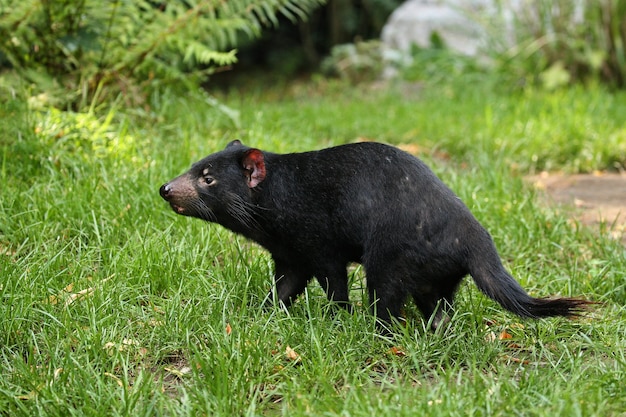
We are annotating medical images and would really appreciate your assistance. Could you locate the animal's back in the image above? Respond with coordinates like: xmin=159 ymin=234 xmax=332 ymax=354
xmin=267 ymin=142 xmax=465 ymax=228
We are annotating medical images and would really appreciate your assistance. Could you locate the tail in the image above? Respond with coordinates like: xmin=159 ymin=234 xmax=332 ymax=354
xmin=467 ymin=242 xmax=594 ymax=319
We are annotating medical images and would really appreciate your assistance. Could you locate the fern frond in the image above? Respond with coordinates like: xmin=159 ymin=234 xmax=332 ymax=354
xmin=0 ymin=0 xmax=326 ymax=108
xmin=183 ymin=41 xmax=238 ymax=66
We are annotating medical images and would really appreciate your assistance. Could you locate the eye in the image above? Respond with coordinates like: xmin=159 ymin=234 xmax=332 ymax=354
xmin=203 ymin=176 xmax=215 ymax=185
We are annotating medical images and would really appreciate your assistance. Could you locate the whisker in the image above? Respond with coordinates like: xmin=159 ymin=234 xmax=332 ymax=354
xmin=226 ymin=192 xmax=265 ymax=232
xmin=191 ymin=197 xmax=216 ymax=222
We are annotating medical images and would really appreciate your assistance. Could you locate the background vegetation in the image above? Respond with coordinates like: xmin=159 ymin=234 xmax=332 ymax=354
xmin=0 ymin=0 xmax=324 ymax=109
xmin=1 ymin=0 xmax=625 ymax=416
xmin=486 ymin=0 xmax=626 ymax=89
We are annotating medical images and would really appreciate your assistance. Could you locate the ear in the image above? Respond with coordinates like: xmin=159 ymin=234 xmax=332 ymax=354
xmin=241 ymin=149 xmax=266 ymax=188
xmin=226 ymin=139 xmax=244 ymax=149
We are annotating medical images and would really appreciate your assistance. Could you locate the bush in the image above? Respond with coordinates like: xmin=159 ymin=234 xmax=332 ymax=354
xmin=491 ymin=0 xmax=626 ymax=89
xmin=397 ymin=35 xmax=491 ymax=87
xmin=0 ymin=0 xmax=324 ymax=109
xmin=320 ymin=40 xmax=384 ymax=83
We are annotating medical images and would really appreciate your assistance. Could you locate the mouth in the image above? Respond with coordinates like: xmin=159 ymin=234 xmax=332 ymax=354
xmin=170 ymin=203 xmax=186 ymax=214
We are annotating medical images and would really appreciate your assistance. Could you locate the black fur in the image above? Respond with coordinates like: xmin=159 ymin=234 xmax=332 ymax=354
xmin=160 ymin=141 xmax=592 ymax=329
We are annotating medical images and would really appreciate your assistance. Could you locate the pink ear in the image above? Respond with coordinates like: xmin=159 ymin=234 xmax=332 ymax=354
xmin=242 ymin=149 xmax=266 ymax=188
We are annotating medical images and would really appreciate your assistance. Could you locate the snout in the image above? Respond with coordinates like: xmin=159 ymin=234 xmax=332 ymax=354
xmin=160 ymin=183 xmax=172 ymax=201
xmin=159 ymin=182 xmax=185 ymax=214
xmin=159 ymin=175 xmax=198 ymax=216
xmin=159 ymin=182 xmax=184 ymax=214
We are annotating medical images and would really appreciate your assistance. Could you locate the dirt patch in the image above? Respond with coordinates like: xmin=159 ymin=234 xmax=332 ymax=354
xmin=528 ymin=172 xmax=626 ymax=244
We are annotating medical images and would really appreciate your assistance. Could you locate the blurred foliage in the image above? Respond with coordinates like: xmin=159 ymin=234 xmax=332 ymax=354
xmin=0 ymin=86 xmax=42 ymax=181
xmin=489 ymin=0 xmax=626 ymax=89
xmin=394 ymin=34 xmax=490 ymax=87
xmin=317 ymin=0 xmax=626 ymax=91
xmin=0 ymin=0 xmax=324 ymax=109
xmin=229 ymin=0 xmax=402 ymax=77
xmin=319 ymin=40 xmax=383 ymax=83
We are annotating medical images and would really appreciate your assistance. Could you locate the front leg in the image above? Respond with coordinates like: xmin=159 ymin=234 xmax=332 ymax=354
xmin=266 ymin=259 xmax=312 ymax=308
xmin=315 ymin=263 xmax=351 ymax=311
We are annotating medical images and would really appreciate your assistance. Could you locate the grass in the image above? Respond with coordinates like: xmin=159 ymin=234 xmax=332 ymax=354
xmin=1 ymin=77 xmax=625 ymax=416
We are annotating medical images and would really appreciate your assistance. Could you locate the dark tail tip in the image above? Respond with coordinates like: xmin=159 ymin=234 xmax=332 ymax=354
xmin=520 ymin=297 xmax=597 ymax=319
xmin=467 ymin=237 xmax=597 ymax=321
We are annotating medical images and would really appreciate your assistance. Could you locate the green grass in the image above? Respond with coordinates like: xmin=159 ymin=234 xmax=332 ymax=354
xmin=1 ymin=79 xmax=625 ymax=416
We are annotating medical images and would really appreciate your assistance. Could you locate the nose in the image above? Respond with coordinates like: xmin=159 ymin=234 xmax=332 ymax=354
xmin=160 ymin=183 xmax=171 ymax=200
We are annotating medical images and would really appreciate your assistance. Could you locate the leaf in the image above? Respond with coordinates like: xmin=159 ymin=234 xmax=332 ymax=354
xmin=485 ymin=331 xmax=498 ymax=343
xmin=498 ymin=330 xmax=513 ymax=340
xmin=16 ymin=392 xmax=37 ymax=401
xmin=48 ymin=282 xmax=75 ymax=304
xmin=387 ymin=346 xmax=407 ymax=357
xmin=539 ymin=61 xmax=571 ymax=90
xmin=103 ymin=342 xmax=116 ymax=353
xmin=122 ymin=338 xmax=140 ymax=347
xmin=64 ymin=287 xmax=95 ymax=306
xmin=285 ymin=346 xmax=301 ymax=363
xmin=397 ymin=143 xmax=421 ymax=156
xmin=502 ymin=355 xmax=531 ymax=365
xmin=16 ymin=383 xmax=45 ymax=401
xmin=103 ymin=338 xmax=144 ymax=355
xmin=48 ymin=276 xmax=113 ymax=306
xmin=165 ymin=366 xmax=192 ymax=379
xmin=104 ymin=372 xmax=124 ymax=387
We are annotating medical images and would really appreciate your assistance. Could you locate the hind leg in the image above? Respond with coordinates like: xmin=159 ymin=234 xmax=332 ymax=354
xmin=363 ymin=260 xmax=409 ymax=327
xmin=413 ymin=278 xmax=461 ymax=330
xmin=368 ymin=285 xmax=405 ymax=325
xmin=413 ymin=292 xmax=452 ymax=330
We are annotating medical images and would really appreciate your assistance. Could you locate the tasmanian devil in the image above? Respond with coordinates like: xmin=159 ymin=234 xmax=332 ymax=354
xmin=160 ymin=140 xmax=592 ymax=330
